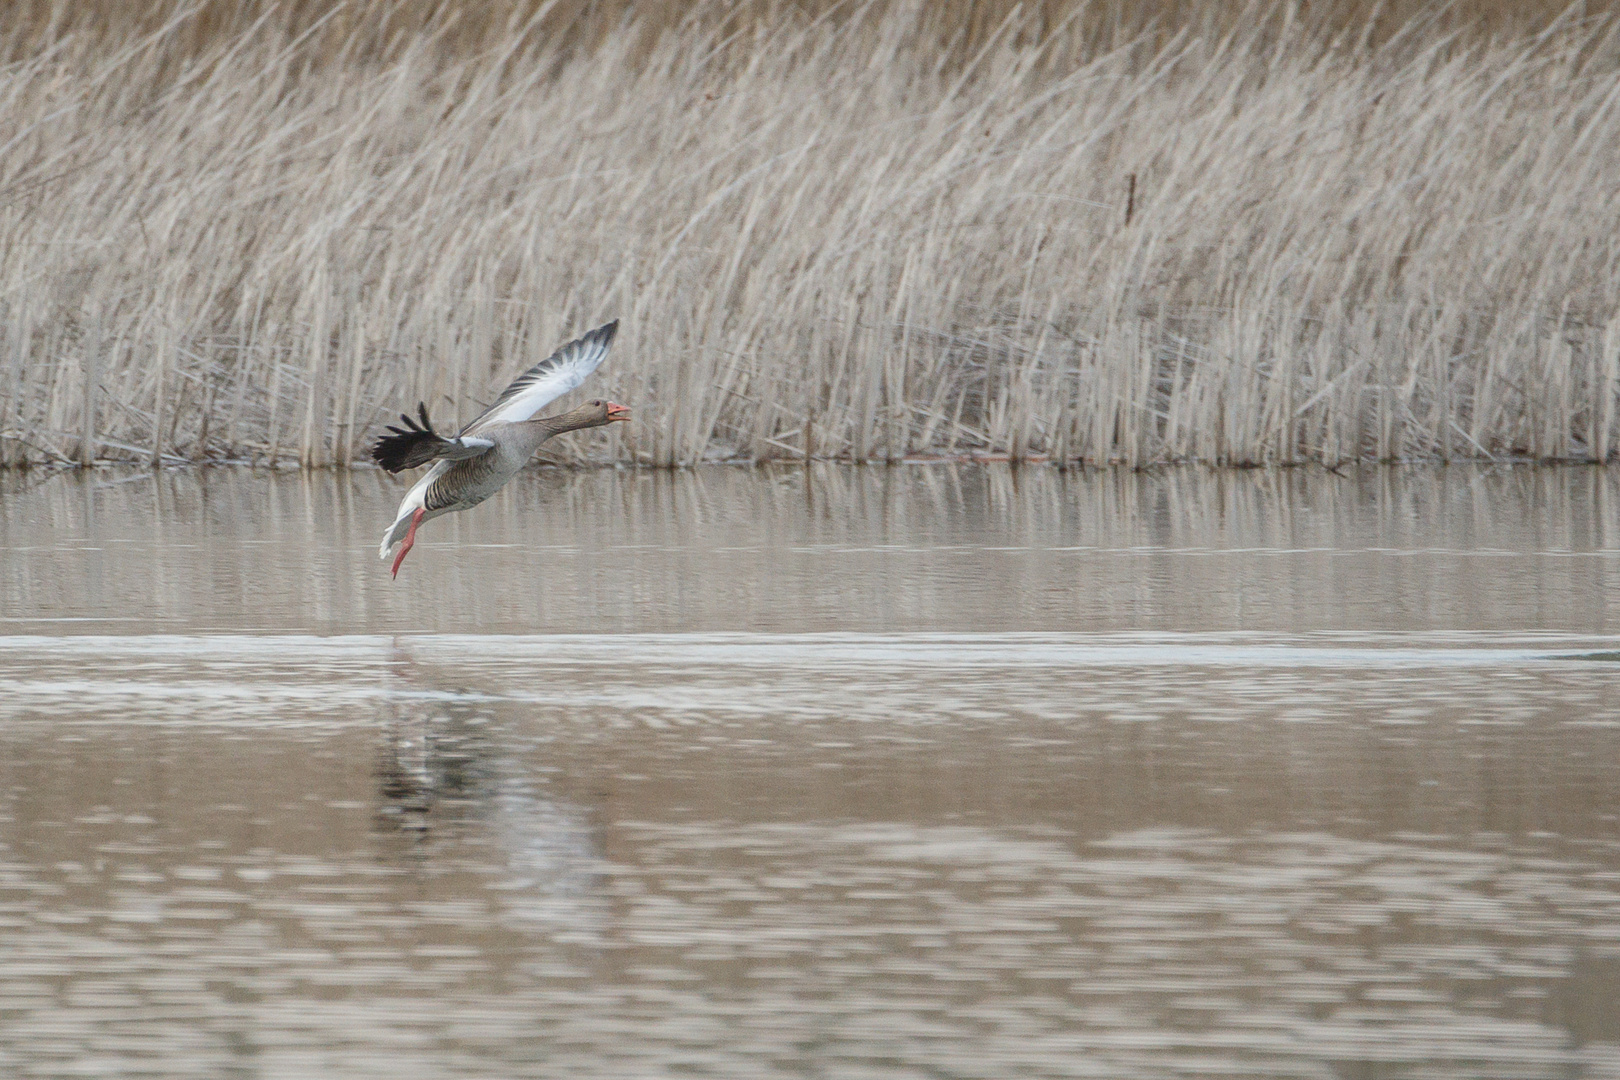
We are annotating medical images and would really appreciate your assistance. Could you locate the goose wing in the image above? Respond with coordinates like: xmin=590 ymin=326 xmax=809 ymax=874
xmin=372 ymin=403 xmax=496 ymax=473
xmin=461 ymin=320 xmax=618 ymax=434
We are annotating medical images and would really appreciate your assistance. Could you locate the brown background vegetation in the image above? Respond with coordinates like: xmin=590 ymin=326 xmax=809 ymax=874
xmin=3 ymin=1 xmax=1619 ymax=467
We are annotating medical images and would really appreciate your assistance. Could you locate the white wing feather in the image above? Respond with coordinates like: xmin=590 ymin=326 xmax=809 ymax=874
xmin=437 ymin=435 xmax=495 ymax=460
xmin=463 ymin=321 xmax=618 ymax=433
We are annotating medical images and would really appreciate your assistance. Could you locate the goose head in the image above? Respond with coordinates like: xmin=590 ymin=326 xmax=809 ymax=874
xmin=555 ymin=399 xmax=631 ymax=431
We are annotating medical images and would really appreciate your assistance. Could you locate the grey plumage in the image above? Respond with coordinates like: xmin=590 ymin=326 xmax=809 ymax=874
xmin=461 ymin=320 xmax=618 ymax=435
xmin=375 ymin=321 xmax=628 ymax=577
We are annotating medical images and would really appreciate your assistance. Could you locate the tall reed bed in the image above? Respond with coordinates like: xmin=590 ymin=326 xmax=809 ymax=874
xmin=3 ymin=0 xmax=1620 ymax=468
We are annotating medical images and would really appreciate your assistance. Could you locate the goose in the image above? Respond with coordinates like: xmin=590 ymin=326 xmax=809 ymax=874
xmin=373 ymin=320 xmax=627 ymax=578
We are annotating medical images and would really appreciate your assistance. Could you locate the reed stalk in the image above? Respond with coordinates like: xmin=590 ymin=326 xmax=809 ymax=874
xmin=1 ymin=0 xmax=1618 ymax=469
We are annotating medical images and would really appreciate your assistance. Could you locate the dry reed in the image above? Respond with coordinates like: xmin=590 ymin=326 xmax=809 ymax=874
xmin=3 ymin=0 xmax=1620 ymax=469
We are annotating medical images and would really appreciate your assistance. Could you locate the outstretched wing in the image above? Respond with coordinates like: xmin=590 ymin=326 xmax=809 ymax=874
xmin=461 ymin=320 xmax=618 ymax=434
xmin=372 ymin=403 xmax=495 ymax=473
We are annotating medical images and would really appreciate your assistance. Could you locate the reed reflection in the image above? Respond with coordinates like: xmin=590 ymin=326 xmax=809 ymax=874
xmin=4 ymin=464 xmax=1620 ymax=634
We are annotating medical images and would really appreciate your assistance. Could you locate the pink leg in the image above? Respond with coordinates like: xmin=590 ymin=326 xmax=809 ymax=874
xmin=391 ymin=508 xmax=426 ymax=579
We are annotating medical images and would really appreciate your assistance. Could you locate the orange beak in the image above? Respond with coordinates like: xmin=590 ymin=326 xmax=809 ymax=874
xmin=606 ymin=401 xmax=631 ymax=422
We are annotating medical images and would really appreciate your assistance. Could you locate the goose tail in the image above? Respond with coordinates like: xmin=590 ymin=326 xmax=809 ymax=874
xmin=379 ymin=469 xmax=438 ymax=558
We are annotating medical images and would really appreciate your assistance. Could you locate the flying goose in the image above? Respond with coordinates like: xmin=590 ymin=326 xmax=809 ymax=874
xmin=374 ymin=320 xmax=627 ymax=577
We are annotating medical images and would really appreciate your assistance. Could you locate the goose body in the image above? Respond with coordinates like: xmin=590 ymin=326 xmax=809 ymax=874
xmin=374 ymin=321 xmax=627 ymax=577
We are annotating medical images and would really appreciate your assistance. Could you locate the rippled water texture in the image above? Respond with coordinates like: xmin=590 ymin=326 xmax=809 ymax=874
xmin=2 ymin=464 xmax=1619 ymax=1079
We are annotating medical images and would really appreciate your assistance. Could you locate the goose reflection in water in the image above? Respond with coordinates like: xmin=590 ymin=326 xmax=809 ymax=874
xmin=374 ymin=684 xmax=605 ymax=934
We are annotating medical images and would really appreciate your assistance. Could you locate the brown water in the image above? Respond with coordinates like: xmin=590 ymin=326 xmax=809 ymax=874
xmin=2 ymin=464 xmax=1620 ymax=1079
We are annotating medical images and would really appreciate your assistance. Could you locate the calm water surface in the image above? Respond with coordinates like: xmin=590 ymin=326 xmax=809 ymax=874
xmin=2 ymin=464 xmax=1619 ymax=1078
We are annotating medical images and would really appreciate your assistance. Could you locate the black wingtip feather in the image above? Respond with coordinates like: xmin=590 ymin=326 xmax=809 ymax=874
xmin=371 ymin=402 xmax=443 ymax=473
